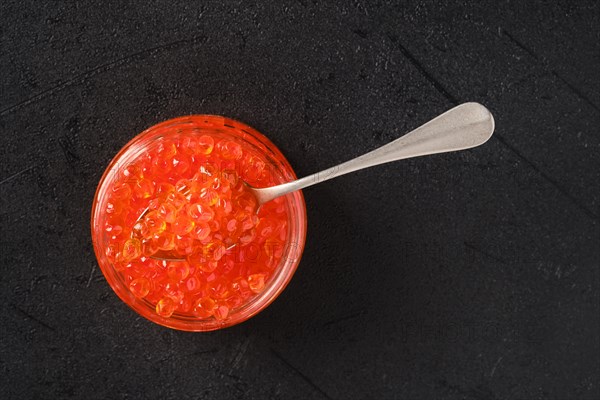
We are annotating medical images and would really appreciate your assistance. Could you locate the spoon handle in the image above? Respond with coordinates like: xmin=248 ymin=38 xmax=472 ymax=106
xmin=253 ymin=102 xmax=495 ymax=204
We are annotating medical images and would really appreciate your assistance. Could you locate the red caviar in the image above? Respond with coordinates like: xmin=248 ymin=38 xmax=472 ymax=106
xmin=92 ymin=116 xmax=306 ymax=331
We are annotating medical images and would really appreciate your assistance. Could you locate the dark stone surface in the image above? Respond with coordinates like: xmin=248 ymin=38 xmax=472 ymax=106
xmin=1 ymin=1 xmax=598 ymax=399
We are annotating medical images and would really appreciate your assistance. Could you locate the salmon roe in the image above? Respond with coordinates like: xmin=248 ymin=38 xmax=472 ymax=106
xmin=92 ymin=116 xmax=306 ymax=331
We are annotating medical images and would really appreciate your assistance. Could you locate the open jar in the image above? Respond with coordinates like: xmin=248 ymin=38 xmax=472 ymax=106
xmin=91 ymin=115 xmax=307 ymax=331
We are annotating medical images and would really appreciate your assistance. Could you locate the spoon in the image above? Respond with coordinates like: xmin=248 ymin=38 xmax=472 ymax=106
xmin=248 ymin=102 xmax=494 ymax=204
xmin=145 ymin=102 xmax=494 ymax=260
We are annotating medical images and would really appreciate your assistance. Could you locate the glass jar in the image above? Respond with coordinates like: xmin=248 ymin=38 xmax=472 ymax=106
xmin=91 ymin=115 xmax=307 ymax=331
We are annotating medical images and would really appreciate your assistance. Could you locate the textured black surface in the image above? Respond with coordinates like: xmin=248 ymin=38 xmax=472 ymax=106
xmin=1 ymin=1 xmax=599 ymax=399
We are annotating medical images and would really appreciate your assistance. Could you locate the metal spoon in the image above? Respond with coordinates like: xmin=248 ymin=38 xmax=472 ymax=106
xmin=248 ymin=102 xmax=494 ymax=205
xmin=145 ymin=102 xmax=494 ymax=260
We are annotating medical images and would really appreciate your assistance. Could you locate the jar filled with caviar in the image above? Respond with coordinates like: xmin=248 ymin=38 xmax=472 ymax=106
xmin=91 ymin=115 xmax=307 ymax=331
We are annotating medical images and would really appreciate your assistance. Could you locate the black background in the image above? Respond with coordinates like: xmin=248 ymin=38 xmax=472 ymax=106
xmin=1 ymin=1 xmax=599 ymax=399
